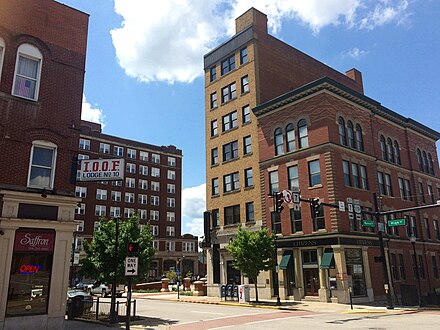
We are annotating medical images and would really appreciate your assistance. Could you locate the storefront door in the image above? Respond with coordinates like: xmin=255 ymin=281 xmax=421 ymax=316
xmin=303 ymin=268 xmax=320 ymax=296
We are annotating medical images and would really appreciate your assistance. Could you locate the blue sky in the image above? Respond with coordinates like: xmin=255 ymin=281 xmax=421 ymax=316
xmin=58 ymin=0 xmax=440 ymax=238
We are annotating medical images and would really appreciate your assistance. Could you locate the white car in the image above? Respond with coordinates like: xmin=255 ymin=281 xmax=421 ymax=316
xmin=86 ymin=283 xmax=124 ymax=297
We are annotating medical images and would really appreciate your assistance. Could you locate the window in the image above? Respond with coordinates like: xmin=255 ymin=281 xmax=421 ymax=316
xmin=183 ymin=242 xmax=195 ymax=252
xmin=79 ymin=139 xmax=90 ymax=150
xmin=211 ymin=119 xmax=218 ymax=137
xmin=290 ymin=207 xmax=302 ymax=233
xmin=12 ymin=44 xmax=42 ymax=100
xmin=152 ymin=240 xmax=159 ymax=250
xmin=167 ymin=170 xmax=176 ymax=180
xmin=286 ymin=124 xmax=296 ymax=152
xmin=212 ymin=178 xmax=219 ymax=196
xmin=343 ymin=161 xmax=351 ymax=186
xmin=150 ymin=210 xmax=159 ymax=221
xmin=222 ymin=111 xmax=238 ymax=132
xmin=212 ymin=209 xmax=220 ymax=227
xmin=434 ymin=220 xmax=440 ymax=240
xmin=151 ymin=181 xmax=160 ymax=191
xmin=269 ymin=171 xmax=279 ymax=194
xmin=167 ymin=183 xmax=176 ymax=194
xmin=384 ymin=173 xmax=393 ymax=196
xmin=167 ymin=197 xmax=175 ymax=208
xmin=418 ymin=182 xmax=425 ymax=203
xmin=124 ymin=208 xmax=135 ymax=218
xmin=422 ymin=151 xmax=428 ymax=173
xmin=126 ymin=163 xmax=136 ymax=174
xmin=167 ymin=212 xmax=175 ymax=222
xmin=223 ymin=141 xmax=238 ymax=162
xmin=75 ymin=186 xmax=87 ymax=198
xmin=94 ymin=221 xmax=100 ymax=232
xmin=140 ymin=151 xmax=148 ymax=161
xmin=28 ymin=142 xmax=56 ymax=189
xmin=95 ymin=205 xmax=106 ymax=217
xmin=338 ymin=117 xmax=347 ymax=145
xmin=210 ymin=66 xmax=216 ymax=82
xmin=243 ymin=135 xmax=252 ymax=155
xmin=298 ymin=119 xmax=308 ymax=148
xmin=356 ymin=124 xmax=364 ymax=151
xmin=114 ymin=146 xmax=124 ymax=157
xmin=308 ymin=159 xmax=321 ymax=186
xmin=244 ymin=168 xmax=253 ymax=187
xmin=150 ymin=195 xmax=159 ymax=206
xmin=380 ymin=136 xmax=387 ymax=161
xmin=398 ymin=178 xmax=406 ymax=200
xmin=168 ymin=157 xmax=176 ymax=166
xmin=152 ymin=153 xmax=160 ymax=164
xmin=419 ymin=255 xmax=425 ymax=279
xmin=360 ymin=165 xmax=369 ymax=190
xmin=221 ymin=55 xmax=235 ymax=75
xmin=241 ymin=75 xmax=249 ymax=93
xmin=99 ymin=143 xmax=110 ymax=154
xmin=433 ymin=256 xmax=439 ymax=279
xmin=378 ymin=172 xmax=386 ymax=195
xmin=166 ymin=241 xmax=175 ymax=251
xmin=394 ymin=141 xmax=401 ymax=165
xmin=166 ymin=226 xmax=175 ymax=237
xmin=75 ymin=203 xmax=85 ymax=215
xmin=288 ymin=165 xmax=299 ymax=190
xmin=428 ymin=185 xmax=435 ymax=204
xmin=126 ymin=177 xmax=135 ymax=188
xmin=428 ymin=153 xmax=435 ymax=175
xmin=424 ymin=218 xmax=431 ymax=240
xmin=139 ymin=165 xmax=148 ymax=176
xmin=410 ymin=216 xmax=418 ymax=238
xmin=240 ymin=47 xmax=248 ymax=64
xmin=242 ymin=105 xmax=250 ymax=124
xmin=223 ymin=172 xmax=239 ymax=192
xmin=110 ymin=206 xmax=120 ymax=218
xmin=390 ymin=253 xmax=398 ymax=280
xmin=125 ymin=192 xmax=134 ymax=203
xmin=139 ymin=194 xmax=148 ymax=204
xmin=224 ymin=205 xmax=240 ymax=225
xmin=151 ymin=225 xmax=159 ymax=236
xmin=246 ymin=202 xmax=254 ymax=222
xmin=347 ymin=121 xmax=355 ymax=148
xmin=78 ymin=154 xmax=89 ymax=161
xmin=138 ymin=209 xmax=147 ymax=220
xmin=274 ymin=128 xmax=284 ymax=156
xmin=417 ymin=149 xmax=423 ymax=171
xmin=0 ymin=38 xmax=4 ymax=82
xmin=76 ymin=220 xmax=84 ymax=232
xmin=211 ymin=148 xmax=218 ymax=166
xmin=351 ymin=163 xmax=361 ymax=188
xmin=96 ymin=189 xmax=107 ymax=200
xmin=112 ymin=180 xmax=122 ymax=187
xmin=399 ymin=254 xmax=406 ymax=280
xmin=404 ymin=179 xmax=412 ymax=201
xmin=111 ymin=191 xmax=121 ymax=202
xmin=221 ymin=82 xmax=236 ymax=103
xmin=151 ymin=167 xmax=160 ymax=177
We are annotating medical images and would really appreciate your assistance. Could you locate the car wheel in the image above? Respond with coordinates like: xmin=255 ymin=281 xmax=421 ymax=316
xmin=101 ymin=289 xmax=106 ymax=297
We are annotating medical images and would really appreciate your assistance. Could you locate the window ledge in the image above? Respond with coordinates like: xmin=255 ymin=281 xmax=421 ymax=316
xmin=245 ymin=221 xmax=256 ymax=226
xmin=244 ymin=186 xmax=254 ymax=191
xmin=243 ymin=152 xmax=253 ymax=158
xmin=242 ymin=121 xmax=252 ymax=126
xmin=309 ymin=184 xmax=323 ymax=190
xmin=222 ymin=157 xmax=240 ymax=165
xmin=211 ymin=194 xmax=220 ymax=199
xmin=221 ymin=96 xmax=237 ymax=106
xmin=224 ymin=223 xmax=240 ymax=229
xmin=211 ymin=163 xmax=219 ymax=169
xmin=223 ymin=189 xmax=241 ymax=196
xmin=221 ymin=126 xmax=239 ymax=135
xmin=241 ymin=91 xmax=250 ymax=97
xmin=210 ymin=106 xmax=218 ymax=111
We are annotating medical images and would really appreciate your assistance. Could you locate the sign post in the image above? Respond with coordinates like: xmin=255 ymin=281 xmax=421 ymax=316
xmin=125 ymin=253 xmax=138 ymax=330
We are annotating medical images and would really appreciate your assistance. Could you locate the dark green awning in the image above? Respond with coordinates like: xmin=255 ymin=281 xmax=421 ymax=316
xmin=279 ymin=254 xmax=292 ymax=270
xmin=320 ymin=251 xmax=335 ymax=269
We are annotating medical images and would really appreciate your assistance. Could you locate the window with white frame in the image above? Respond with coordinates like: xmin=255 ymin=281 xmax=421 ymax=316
xmin=79 ymin=139 xmax=90 ymax=150
xmin=112 ymin=180 xmax=122 ymax=187
xmin=111 ymin=191 xmax=121 ymax=202
xmin=110 ymin=206 xmax=120 ymax=218
xmin=167 ymin=212 xmax=175 ymax=222
xmin=75 ymin=237 xmax=84 ymax=251
xmin=125 ymin=192 xmax=135 ymax=203
xmin=167 ymin=198 xmax=175 ymax=208
xmin=139 ymin=179 xmax=148 ymax=190
xmin=167 ymin=184 xmax=176 ymax=193
xmin=151 ymin=167 xmax=160 ymax=177
xmin=151 ymin=181 xmax=160 ymax=191
xmin=152 ymin=154 xmax=161 ymax=164
xmin=114 ymin=146 xmax=124 ymax=157
xmin=126 ymin=163 xmax=136 ymax=174
xmin=124 ymin=208 xmax=135 ymax=218
xmin=75 ymin=203 xmax=85 ymax=215
xmin=168 ymin=157 xmax=176 ymax=166
xmin=127 ymin=148 xmax=136 ymax=159
xmin=167 ymin=170 xmax=176 ymax=180
xmin=99 ymin=143 xmax=110 ymax=154
xmin=139 ymin=194 xmax=148 ymax=204
xmin=95 ymin=205 xmax=106 ymax=217
xmin=126 ymin=177 xmax=135 ymax=188
xmin=75 ymin=186 xmax=87 ymax=198
xmin=96 ymin=189 xmax=107 ymax=200
xmin=140 ymin=151 xmax=148 ymax=161
xmin=150 ymin=195 xmax=159 ymax=206
xmin=76 ymin=170 xmax=81 ymax=181
xmin=78 ymin=154 xmax=89 ymax=161
xmin=76 ymin=220 xmax=84 ymax=232
xmin=94 ymin=221 xmax=100 ymax=232
xmin=166 ymin=226 xmax=175 ymax=237
xmin=28 ymin=141 xmax=57 ymax=189
xmin=183 ymin=242 xmax=195 ymax=252
xmin=151 ymin=225 xmax=159 ymax=236
xmin=166 ymin=241 xmax=175 ymax=251
xmin=152 ymin=240 xmax=159 ymax=250
xmin=138 ymin=209 xmax=147 ymax=220
xmin=137 ymin=165 xmax=147 ymax=176
xmin=150 ymin=210 xmax=159 ymax=221
xmin=12 ymin=44 xmax=43 ymax=100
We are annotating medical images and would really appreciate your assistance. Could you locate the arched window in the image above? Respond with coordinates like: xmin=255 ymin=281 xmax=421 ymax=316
xmin=347 ymin=121 xmax=355 ymax=148
xmin=422 ymin=151 xmax=428 ymax=173
xmin=428 ymin=153 xmax=435 ymax=175
xmin=380 ymin=135 xmax=387 ymax=161
xmin=394 ymin=140 xmax=401 ymax=165
xmin=387 ymin=138 xmax=395 ymax=163
xmin=417 ymin=149 xmax=423 ymax=171
xmin=0 ymin=37 xmax=5 ymax=83
xmin=12 ymin=43 xmax=43 ymax=101
xmin=274 ymin=128 xmax=284 ymax=156
xmin=285 ymin=124 xmax=296 ymax=152
xmin=355 ymin=124 xmax=364 ymax=151
xmin=338 ymin=117 xmax=346 ymax=146
xmin=298 ymin=119 xmax=308 ymax=148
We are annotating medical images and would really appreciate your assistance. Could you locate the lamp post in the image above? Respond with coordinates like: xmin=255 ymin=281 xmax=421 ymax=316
xmin=410 ymin=235 xmax=422 ymax=307
xmin=110 ymin=217 xmax=119 ymax=324
xmin=271 ymin=210 xmax=282 ymax=306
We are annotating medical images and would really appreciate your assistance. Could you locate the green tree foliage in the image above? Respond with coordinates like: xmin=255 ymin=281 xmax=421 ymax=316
xmin=80 ymin=216 xmax=155 ymax=285
xmin=226 ymin=226 xmax=276 ymax=302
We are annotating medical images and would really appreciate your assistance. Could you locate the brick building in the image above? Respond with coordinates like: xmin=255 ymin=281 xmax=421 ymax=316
xmin=204 ymin=8 xmax=440 ymax=304
xmin=0 ymin=0 xmax=88 ymax=328
xmin=75 ymin=121 xmax=199 ymax=280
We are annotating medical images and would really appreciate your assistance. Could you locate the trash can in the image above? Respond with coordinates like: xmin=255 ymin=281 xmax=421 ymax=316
xmin=67 ymin=297 xmax=84 ymax=318
xmin=238 ymin=285 xmax=250 ymax=303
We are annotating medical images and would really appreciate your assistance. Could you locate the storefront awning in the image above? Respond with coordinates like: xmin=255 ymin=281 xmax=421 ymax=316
xmin=279 ymin=254 xmax=292 ymax=270
xmin=320 ymin=251 xmax=335 ymax=269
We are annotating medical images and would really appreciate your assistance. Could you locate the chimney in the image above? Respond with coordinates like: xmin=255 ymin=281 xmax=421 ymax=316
xmin=345 ymin=68 xmax=364 ymax=94
xmin=235 ymin=7 xmax=267 ymax=34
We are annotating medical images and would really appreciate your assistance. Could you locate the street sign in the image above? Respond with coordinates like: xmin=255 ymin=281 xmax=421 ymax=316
xmin=282 ymin=190 xmax=292 ymax=203
xmin=338 ymin=201 xmax=345 ymax=212
xmin=362 ymin=219 xmax=375 ymax=227
xmin=292 ymin=192 xmax=300 ymax=204
xmin=125 ymin=257 xmax=138 ymax=276
xmin=354 ymin=205 xmax=361 ymax=214
xmin=347 ymin=204 xmax=354 ymax=213
xmin=387 ymin=218 xmax=406 ymax=227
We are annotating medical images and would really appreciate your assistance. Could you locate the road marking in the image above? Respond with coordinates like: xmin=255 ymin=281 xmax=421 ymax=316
xmin=191 ymin=311 xmax=225 ymax=315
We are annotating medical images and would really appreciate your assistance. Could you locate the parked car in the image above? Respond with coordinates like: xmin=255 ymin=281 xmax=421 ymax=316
xmin=66 ymin=289 xmax=93 ymax=318
xmin=86 ymin=283 xmax=125 ymax=297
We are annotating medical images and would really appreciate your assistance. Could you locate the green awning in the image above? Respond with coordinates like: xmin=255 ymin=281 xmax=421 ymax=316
xmin=279 ymin=254 xmax=292 ymax=270
xmin=320 ymin=251 xmax=335 ymax=269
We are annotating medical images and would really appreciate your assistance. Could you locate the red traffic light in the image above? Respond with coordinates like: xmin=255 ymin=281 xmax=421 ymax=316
xmin=127 ymin=242 xmax=139 ymax=255
xmin=275 ymin=192 xmax=284 ymax=213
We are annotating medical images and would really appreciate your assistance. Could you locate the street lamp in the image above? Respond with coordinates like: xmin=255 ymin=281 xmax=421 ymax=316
xmin=410 ymin=235 xmax=422 ymax=307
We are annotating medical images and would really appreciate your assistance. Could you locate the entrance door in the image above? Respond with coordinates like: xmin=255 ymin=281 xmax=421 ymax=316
xmin=303 ymin=269 xmax=320 ymax=296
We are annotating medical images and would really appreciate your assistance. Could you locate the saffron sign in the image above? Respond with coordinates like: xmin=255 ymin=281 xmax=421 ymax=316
xmin=14 ymin=230 xmax=55 ymax=252
xmin=79 ymin=158 xmax=124 ymax=181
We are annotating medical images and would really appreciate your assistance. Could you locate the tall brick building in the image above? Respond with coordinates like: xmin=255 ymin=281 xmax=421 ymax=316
xmin=0 ymin=0 xmax=88 ymax=328
xmin=75 ymin=121 xmax=198 ymax=280
xmin=204 ymin=8 xmax=440 ymax=304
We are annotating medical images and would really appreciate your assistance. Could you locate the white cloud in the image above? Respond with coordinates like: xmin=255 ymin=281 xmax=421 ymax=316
xmin=111 ymin=0 xmax=412 ymax=83
xmin=343 ymin=47 xmax=368 ymax=60
xmin=81 ymin=94 xmax=106 ymax=128
xmin=182 ymin=183 xmax=206 ymax=237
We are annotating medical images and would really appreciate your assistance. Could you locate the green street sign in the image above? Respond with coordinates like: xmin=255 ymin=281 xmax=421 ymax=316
xmin=387 ymin=218 xmax=406 ymax=227
xmin=362 ymin=220 xmax=375 ymax=227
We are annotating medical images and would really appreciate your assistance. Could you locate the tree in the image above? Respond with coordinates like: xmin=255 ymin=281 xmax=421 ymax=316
xmin=80 ymin=215 xmax=155 ymax=285
xmin=226 ymin=226 xmax=276 ymax=302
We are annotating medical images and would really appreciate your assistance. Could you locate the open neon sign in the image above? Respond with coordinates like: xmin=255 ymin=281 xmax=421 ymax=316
xmin=19 ymin=264 xmax=42 ymax=274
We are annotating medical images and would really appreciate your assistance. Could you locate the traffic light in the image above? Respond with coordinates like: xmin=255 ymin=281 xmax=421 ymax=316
xmin=275 ymin=192 xmax=284 ymax=213
xmin=311 ymin=197 xmax=321 ymax=218
xmin=127 ymin=242 xmax=139 ymax=256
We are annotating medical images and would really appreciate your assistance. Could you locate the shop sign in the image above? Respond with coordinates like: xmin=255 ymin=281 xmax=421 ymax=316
xmin=19 ymin=264 xmax=42 ymax=274
xmin=79 ymin=158 xmax=124 ymax=181
xmin=14 ymin=230 xmax=55 ymax=252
